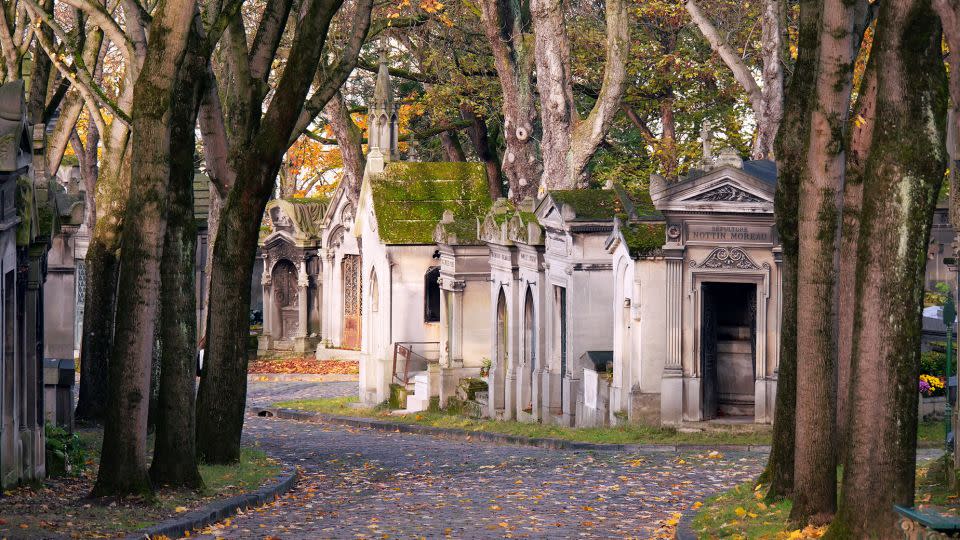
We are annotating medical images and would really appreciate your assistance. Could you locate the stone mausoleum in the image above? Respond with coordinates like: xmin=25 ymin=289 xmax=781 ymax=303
xmin=258 ymin=198 xmax=326 ymax=353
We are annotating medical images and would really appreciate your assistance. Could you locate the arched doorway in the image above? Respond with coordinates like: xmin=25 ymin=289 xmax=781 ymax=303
xmin=522 ymin=287 xmax=535 ymax=412
xmin=492 ymin=288 xmax=508 ymax=411
xmin=368 ymin=269 xmax=379 ymax=353
xmin=342 ymin=255 xmax=362 ymax=350
xmin=272 ymin=260 xmax=299 ymax=340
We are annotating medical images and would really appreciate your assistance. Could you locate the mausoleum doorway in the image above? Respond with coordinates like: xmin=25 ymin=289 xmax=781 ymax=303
xmin=342 ymin=254 xmax=362 ymax=350
xmin=271 ymin=260 xmax=299 ymax=340
xmin=493 ymin=288 xmax=508 ymax=410
xmin=700 ymin=281 xmax=756 ymax=420
xmin=522 ymin=287 xmax=536 ymax=412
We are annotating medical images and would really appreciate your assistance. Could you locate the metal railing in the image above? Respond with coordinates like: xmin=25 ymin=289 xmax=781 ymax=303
xmin=392 ymin=341 xmax=440 ymax=386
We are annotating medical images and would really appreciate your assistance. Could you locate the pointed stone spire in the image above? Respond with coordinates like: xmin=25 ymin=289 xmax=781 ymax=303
xmin=367 ymin=45 xmax=398 ymax=173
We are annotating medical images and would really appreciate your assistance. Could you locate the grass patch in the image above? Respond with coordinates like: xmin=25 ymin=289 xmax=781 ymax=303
xmin=273 ymin=397 xmax=774 ymax=446
xmin=918 ymin=420 xmax=947 ymax=448
xmin=690 ymin=455 xmax=958 ymax=538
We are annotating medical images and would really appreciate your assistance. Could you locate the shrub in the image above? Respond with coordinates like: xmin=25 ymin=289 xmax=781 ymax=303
xmin=45 ymin=423 xmax=86 ymax=477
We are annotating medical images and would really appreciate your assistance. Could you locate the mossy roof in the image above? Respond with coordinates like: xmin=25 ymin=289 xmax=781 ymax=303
xmin=372 ymin=161 xmax=491 ymax=244
xmin=548 ymin=184 xmax=663 ymax=222
xmin=621 ymin=222 xmax=665 ymax=258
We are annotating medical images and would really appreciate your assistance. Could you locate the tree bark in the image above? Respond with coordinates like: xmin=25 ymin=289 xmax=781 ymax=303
xmin=323 ymin=91 xmax=364 ymax=202
xmin=835 ymin=54 xmax=877 ymax=467
xmin=934 ymin=0 xmax=960 ymax=239
xmin=150 ymin=19 xmax=205 ymax=489
xmin=440 ymin=130 xmax=466 ymax=162
xmin=196 ymin=0 xmax=354 ymax=464
xmin=531 ymin=0 xmax=629 ymax=189
xmin=461 ymin=103 xmax=502 ymax=200
xmin=828 ymin=2 xmax=947 ymax=535
xmin=74 ymin=146 xmax=129 ymax=424
xmin=685 ymin=0 xmax=784 ymax=160
xmin=762 ymin=0 xmax=819 ymax=501
xmin=790 ymin=0 xmax=859 ymax=522
xmin=92 ymin=0 xmax=196 ymax=497
xmin=477 ymin=0 xmax=540 ymax=201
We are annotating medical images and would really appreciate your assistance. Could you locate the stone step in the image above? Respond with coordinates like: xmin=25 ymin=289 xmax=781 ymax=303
xmin=717 ymin=326 xmax=751 ymax=340
xmin=717 ymin=340 xmax=752 ymax=354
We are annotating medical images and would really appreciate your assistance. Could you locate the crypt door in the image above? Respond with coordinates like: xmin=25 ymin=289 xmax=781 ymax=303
xmin=272 ymin=260 xmax=299 ymax=340
xmin=342 ymin=255 xmax=362 ymax=350
xmin=701 ymin=282 xmax=757 ymax=420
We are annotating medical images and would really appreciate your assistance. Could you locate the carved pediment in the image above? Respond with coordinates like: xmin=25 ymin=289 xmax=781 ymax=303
xmin=691 ymin=247 xmax=763 ymax=270
xmin=688 ymin=184 xmax=762 ymax=203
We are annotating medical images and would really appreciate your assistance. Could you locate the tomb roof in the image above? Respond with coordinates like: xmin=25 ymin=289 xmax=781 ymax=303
xmin=371 ymin=161 xmax=490 ymax=244
xmin=620 ymin=221 xmax=666 ymax=259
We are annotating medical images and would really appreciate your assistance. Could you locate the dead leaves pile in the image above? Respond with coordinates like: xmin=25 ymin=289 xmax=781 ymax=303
xmin=248 ymin=358 xmax=359 ymax=375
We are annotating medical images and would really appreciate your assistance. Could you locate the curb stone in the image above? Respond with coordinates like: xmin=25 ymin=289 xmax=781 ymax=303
xmin=674 ymin=503 xmax=702 ymax=540
xmin=126 ymin=467 xmax=298 ymax=540
xmin=250 ymin=406 xmax=772 ymax=454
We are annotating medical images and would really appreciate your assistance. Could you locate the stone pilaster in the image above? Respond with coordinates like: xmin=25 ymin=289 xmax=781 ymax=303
xmin=660 ymin=249 xmax=684 ymax=425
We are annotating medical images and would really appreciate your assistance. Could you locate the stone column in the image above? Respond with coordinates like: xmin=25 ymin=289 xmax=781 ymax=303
xmin=439 ymin=285 xmax=450 ymax=368
xmin=660 ymin=249 xmax=685 ymax=425
xmin=321 ymin=250 xmax=335 ymax=345
xmin=258 ymin=270 xmax=272 ymax=353
xmin=449 ymin=280 xmax=464 ymax=367
xmin=297 ymin=260 xmax=309 ymax=338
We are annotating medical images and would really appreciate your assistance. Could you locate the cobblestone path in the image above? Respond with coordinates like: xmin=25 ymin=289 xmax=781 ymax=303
xmin=245 ymin=380 xmax=357 ymax=408
xmin=196 ymin=413 xmax=765 ymax=539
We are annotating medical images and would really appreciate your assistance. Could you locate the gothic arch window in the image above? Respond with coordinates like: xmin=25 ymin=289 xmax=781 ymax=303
xmin=370 ymin=269 xmax=379 ymax=313
xmin=424 ymin=266 xmax=441 ymax=322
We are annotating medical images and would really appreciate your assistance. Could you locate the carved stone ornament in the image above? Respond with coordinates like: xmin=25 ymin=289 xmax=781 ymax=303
xmin=691 ymin=246 xmax=761 ymax=270
xmin=667 ymin=225 xmax=681 ymax=240
xmin=690 ymin=184 xmax=761 ymax=203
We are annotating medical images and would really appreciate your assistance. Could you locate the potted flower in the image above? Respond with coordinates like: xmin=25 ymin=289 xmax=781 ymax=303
xmin=479 ymin=358 xmax=492 ymax=378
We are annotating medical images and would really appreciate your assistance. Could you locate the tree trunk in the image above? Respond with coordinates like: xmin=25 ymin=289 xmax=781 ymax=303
xmin=762 ymin=0 xmax=819 ymax=501
xmin=477 ymin=0 xmax=540 ymax=201
xmin=685 ymin=0 xmax=783 ymax=160
xmin=835 ymin=57 xmax=877 ymax=466
xmin=196 ymin=0 xmax=348 ymax=464
xmin=755 ymin=0 xmax=784 ymax=160
xmin=934 ymin=0 xmax=960 ymax=248
xmin=828 ymin=2 xmax=947 ymax=536
xmin=790 ymin=0 xmax=859 ymax=523
xmin=195 ymin=170 xmax=267 ymax=463
xmin=323 ymin=91 xmax=364 ymax=202
xmin=92 ymin=0 xmax=196 ymax=497
xmin=460 ymin=104 xmax=502 ymax=200
xmin=440 ymin=130 xmax=465 ymax=162
xmin=531 ymin=0 xmax=629 ymax=188
xmin=150 ymin=23 xmax=204 ymax=489
xmin=660 ymin=98 xmax=677 ymax=178
xmin=74 ymin=147 xmax=129 ymax=424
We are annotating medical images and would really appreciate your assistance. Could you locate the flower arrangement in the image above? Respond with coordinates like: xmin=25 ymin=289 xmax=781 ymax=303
xmin=479 ymin=358 xmax=492 ymax=378
xmin=919 ymin=374 xmax=946 ymax=397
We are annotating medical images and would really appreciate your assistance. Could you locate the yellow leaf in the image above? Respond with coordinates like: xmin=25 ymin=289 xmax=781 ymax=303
xmin=757 ymin=502 xmax=767 ymax=510
xmin=174 ymin=506 xmax=188 ymax=513
xmin=489 ymin=505 xmax=501 ymax=511
xmin=692 ymin=501 xmax=703 ymax=509
xmin=734 ymin=507 xmax=747 ymax=517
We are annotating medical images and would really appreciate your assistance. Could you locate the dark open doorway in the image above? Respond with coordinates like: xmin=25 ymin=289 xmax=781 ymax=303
xmin=701 ymin=282 xmax=756 ymax=420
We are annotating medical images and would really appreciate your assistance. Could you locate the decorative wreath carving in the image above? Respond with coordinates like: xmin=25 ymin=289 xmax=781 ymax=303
xmin=690 ymin=246 xmax=761 ymax=270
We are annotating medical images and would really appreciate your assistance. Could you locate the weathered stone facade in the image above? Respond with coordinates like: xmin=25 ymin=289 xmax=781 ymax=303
xmin=258 ymin=199 xmax=326 ymax=353
xmin=0 ymin=80 xmax=47 ymax=488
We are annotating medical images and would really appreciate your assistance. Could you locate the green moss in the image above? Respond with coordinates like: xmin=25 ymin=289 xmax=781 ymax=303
xmin=550 ymin=189 xmax=625 ymax=220
xmin=16 ymin=176 xmax=40 ymax=245
xmin=285 ymin=196 xmax=329 ymax=205
xmin=372 ymin=162 xmax=491 ymax=244
xmin=622 ymin=222 xmax=665 ymax=258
